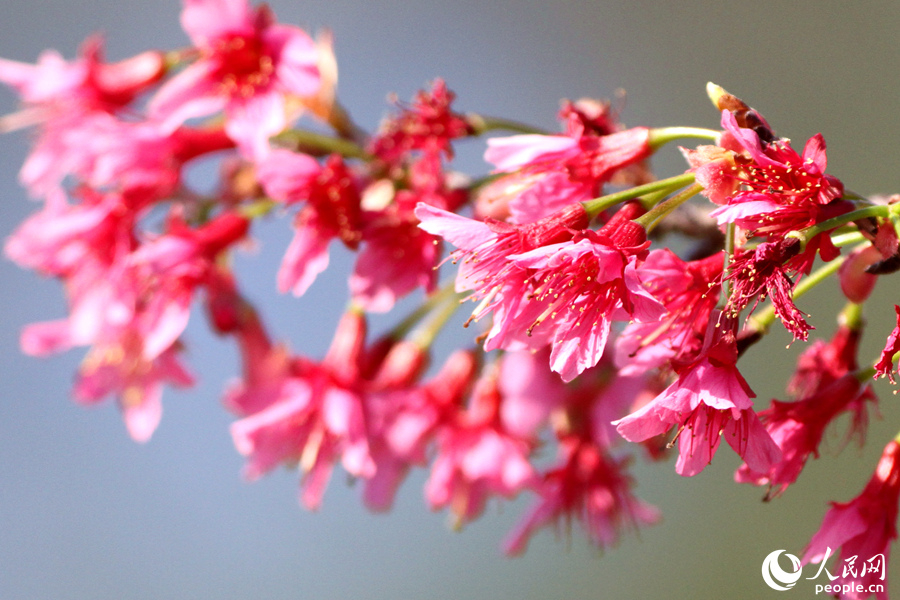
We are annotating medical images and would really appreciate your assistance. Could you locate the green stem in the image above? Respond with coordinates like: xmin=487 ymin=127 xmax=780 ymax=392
xmin=271 ymin=128 xmax=371 ymax=160
xmin=747 ymin=254 xmax=847 ymax=333
xmin=410 ymin=286 xmax=465 ymax=348
xmin=582 ymin=172 xmax=696 ymax=218
xmin=648 ymin=126 xmax=721 ymax=149
xmin=635 ymin=183 xmax=704 ymax=231
xmin=637 ymin=188 xmax=672 ymax=211
xmin=389 ymin=283 xmax=460 ymax=342
xmin=792 ymin=204 xmax=890 ymax=251
xmin=838 ymin=302 xmax=864 ymax=331
xmin=238 ymin=198 xmax=277 ymax=219
xmin=466 ymin=113 xmax=550 ymax=136
xmin=830 ymin=231 xmax=867 ymax=248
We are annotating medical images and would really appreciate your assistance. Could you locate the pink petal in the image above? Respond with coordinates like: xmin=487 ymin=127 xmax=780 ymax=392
xmin=414 ymin=203 xmax=495 ymax=250
xmin=181 ymin=0 xmax=254 ymax=43
xmin=277 ymin=220 xmax=331 ymax=296
xmin=148 ymin=61 xmax=226 ymax=132
xmin=268 ymin=25 xmax=320 ymax=96
xmin=122 ymin=385 xmax=163 ymax=443
xmin=484 ymin=134 xmax=578 ymax=171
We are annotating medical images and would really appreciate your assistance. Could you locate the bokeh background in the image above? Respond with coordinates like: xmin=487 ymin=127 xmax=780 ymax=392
xmin=2 ymin=1 xmax=900 ymax=599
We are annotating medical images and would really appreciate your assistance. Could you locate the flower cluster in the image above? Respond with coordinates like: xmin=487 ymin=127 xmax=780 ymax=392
xmin=6 ymin=1 xmax=900 ymax=597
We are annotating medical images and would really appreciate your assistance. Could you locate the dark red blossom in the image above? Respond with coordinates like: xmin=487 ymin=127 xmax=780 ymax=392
xmin=726 ymin=238 xmax=813 ymax=341
xmin=875 ymin=305 xmax=900 ymax=383
xmin=369 ymin=78 xmax=473 ymax=167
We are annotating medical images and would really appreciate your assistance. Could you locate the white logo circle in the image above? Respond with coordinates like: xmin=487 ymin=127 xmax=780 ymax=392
xmin=762 ymin=549 xmax=803 ymax=591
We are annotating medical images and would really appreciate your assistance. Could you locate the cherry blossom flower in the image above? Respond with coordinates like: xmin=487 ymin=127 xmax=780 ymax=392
xmin=256 ymin=151 xmax=357 ymax=296
xmin=418 ymin=201 xmax=664 ymax=381
xmin=615 ymin=249 xmax=723 ymax=375
xmin=0 ymin=36 xmax=164 ymax=203
xmin=736 ymin=323 xmax=874 ymax=498
xmin=350 ymin=154 xmax=466 ymax=312
xmin=484 ymin=103 xmax=651 ymax=223
xmin=803 ymin=439 xmax=900 ymax=600
xmin=708 ymin=109 xmax=850 ymax=275
xmin=150 ymin=0 xmax=320 ymax=157
xmin=425 ymin=363 xmax=536 ymax=526
xmin=368 ymin=78 xmax=472 ymax=168
xmin=75 ymin=338 xmax=194 ymax=442
xmin=363 ymin=349 xmax=477 ymax=511
xmin=504 ymin=436 xmax=659 ymax=555
xmin=230 ymin=311 xmax=375 ymax=509
xmin=613 ymin=311 xmax=781 ymax=476
xmin=875 ymin=305 xmax=900 ymax=383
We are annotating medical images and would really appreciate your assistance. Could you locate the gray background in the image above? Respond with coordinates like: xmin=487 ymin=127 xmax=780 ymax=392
xmin=2 ymin=1 xmax=900 ymax=599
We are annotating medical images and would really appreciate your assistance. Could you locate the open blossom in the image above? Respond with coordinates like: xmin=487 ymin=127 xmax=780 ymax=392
xmin=725 ymin=238 xmax=814 ymax=340
xmin=504 ymin=436 xmax=659 ymax=555
xmin=350 ymin=154 xmax=465 ymax=312
xmin=736 ymin=374 xmax=875 ymax=499
xmin=368 ymin=78 xmax=473 ymax=168
xmin=736 ymin=322 xmax=874 ymax=498
xmin=0 ymin=36 xmax=165 ymax=203
xmin=417 ymin=201 xmax=664 ymax=381
xmin=483 ymin=102 xmax=652 ymax=223
xmin=363 ymin=349 xmax=477 ymax=511
xmin=615 ymin=249 xmax=722 ymax=375
xmin=150 ymin=0 xmax=320 ymax=156
xmin=503 ymin=342 xmax=658 ymax=554
xmin=708 ymin=110 xmax=849 ymax=272
xmin=257 ymin=151 xmax=359 ymax=297
xmin=14 ymin=208 xmax=247 ymax=441
xmin=75 ymin=338 xmax=194 ymax=442
xmin=803 ymin=439 xmax=900 ymax=600
xmin=613 ymin=311 xmax=781 ymax=476
xmin=425 ymin=363 xmax=536 ymax=526
xmin=230 ymin=311 xmax=375 ymax=509
xmin=875 ymin=305 xmax=900 ymax=383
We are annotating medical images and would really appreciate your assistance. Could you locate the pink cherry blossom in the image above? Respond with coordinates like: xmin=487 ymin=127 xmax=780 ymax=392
xmin=504 ymin=437 xmax=659 ymax=555
xmin=615 ymin=249 xmax=723 ymax=375
xmin=875 ymin=305 xmax=900 ymax=383
xmin=425 ymin=364 xmax=536 ymax=525
xmin=484 ymin=106 xmax=651 ymax=223
xmin=803 ymin=439 xmax=900 ymax=600
xmin=150 ymin=0 xmax=320 ymax=157
xmin=614 ymin=312 xmax=781 ymax=476
xmin=363 ymin=349 xmax=477 ymax=512
xmin=230 ymin=311 xmax=375 ymax=509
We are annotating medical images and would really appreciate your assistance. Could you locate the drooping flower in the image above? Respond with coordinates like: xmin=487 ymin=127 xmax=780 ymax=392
xmin=149 ymin=0 xmax=320 ymax=157
xmin=229 ymin=311 xmax=375 ymax=510
xmin=425 ymin=362 xmax=536 ymax=526
xmin=802 ymin=439 xmax=900 ymax=600
xmin=874 ymin=305 xmax=900 ymax=384
xmin=736 ymin=322 xmax=874 ymax=499
xmin=504 ymin=436 xmax=659 ymax=556
xmin=613 ymin=311 xmax=781 ymax=476
xmin=363 ymin=349 xmax=477 ymax=512
xmin=725 ymin=238 xmax=815 ymax=341
xmin=257 ymin=151 xmax=361 ymax=297
xmin=75 ymin=337 xmax=195 ymax=442
xmin=0 ymin=36 xmax=165 ymax=203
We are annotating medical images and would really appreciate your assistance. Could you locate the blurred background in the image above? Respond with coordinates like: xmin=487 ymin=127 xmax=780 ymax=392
xmin=2 ymin=1 xmax=900 ymax=599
